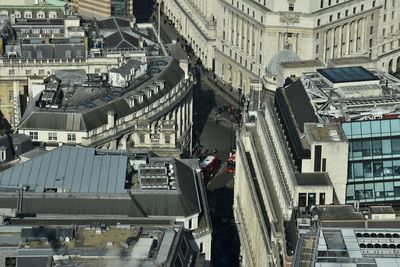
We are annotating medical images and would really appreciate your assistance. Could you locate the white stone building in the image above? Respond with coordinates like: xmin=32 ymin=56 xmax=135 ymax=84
xmin=207 ymin=0 xmax=400 ymax=94
xmin=18 ymin=56 xmax=194 ymax=158
xmin=163 ymin=0 xmax=218 ymax=70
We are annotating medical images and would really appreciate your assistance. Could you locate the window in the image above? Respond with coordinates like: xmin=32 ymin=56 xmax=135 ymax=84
xmin=164 ymin=135 xmax=171 ymax=144
xmin=298 ymin=193 xmax=307 ymax=207
xmin=67 ymin=133 xmax=76 ymax=142
xmin=48 ymin=132 xmax=57 ymax=141
xmin=372 ymin=0 xmax=376 ymax=7
xmin=26 ymin=70 xmax=31 ymax=75
xmin=345 ymin=10 xmax=348 ymax=16
xmin=329 ymin=15 xmax=332 ymax=22
xmin=139 ymin=134 xmax=145 ymax=143
xmin=337 ymin=13 xmax=340 ymax=19
xmin=317 ymin=19 xmax=321 ymax=26
xmin=9 ymin=91 xmax=14 ymax=101
xmin=353 ymin=7 xmax=356 ymax=14
xmin=361 ymin=4 xmax=364 ymax=11
xmin=39 ymin=69 xmax=44 ymax=75
xmin=289 ymin=3 xmax=294 ymax=11
xmin=29 ymin=131 xmax=38 ymax=140
xmin=9 ymin=69 xmax=15 ymax=75
xmin=320 ymin=0 xmax=324 ymax=8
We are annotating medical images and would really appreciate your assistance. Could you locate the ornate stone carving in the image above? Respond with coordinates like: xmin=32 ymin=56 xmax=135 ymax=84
xmin=279 ymin=12 xmax=300 ymax=25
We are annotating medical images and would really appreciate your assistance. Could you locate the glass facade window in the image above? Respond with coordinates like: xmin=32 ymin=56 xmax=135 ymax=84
xmin=111 ymin=0 xmax=127 ymax=17
xmin=343 ymin=119 xmax=400 ymax=203
xmin=343 ymin=119 xmax=400 ymax=138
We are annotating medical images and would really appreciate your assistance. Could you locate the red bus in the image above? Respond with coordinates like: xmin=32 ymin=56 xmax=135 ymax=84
xmin=200 ymin=156 xmax=220 ymax=184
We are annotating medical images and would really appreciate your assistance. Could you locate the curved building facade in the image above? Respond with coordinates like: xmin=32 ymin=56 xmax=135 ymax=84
xmin=18 ymin=56 xmax=194 ymax=158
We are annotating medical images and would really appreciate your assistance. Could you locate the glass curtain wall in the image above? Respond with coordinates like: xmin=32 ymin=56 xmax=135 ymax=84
xmin=343 ymin=119 xmax=400 ymax=203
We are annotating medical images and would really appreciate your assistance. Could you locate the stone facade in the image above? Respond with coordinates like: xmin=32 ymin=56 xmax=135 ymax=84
xmin=203 ymin=0 xmax=400 ymax=94
xmin=163 ymin=0 xmax=217 ymax=70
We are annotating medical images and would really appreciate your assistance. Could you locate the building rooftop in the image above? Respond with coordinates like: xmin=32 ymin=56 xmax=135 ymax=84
xmin=317 ymin=66 xmax=379 ymax=84
xmin=318 ymin=205 xmax=365 ymax=221
xmin=369 ymin=206 xmax=396 ymax=214
xmin=304 ymin=123 xmax=346 ymax=142
xmin=276 ymin=79 xmax=319 ymax=133
xmin=0 ymin=146 xmax=129 ymax=194
xmin=0 ymin=146 xmax=202 ymax=218
xmin=328 ymin=56 xmax=373 ymax=66
xmin=295 ymin=172 xmax=332 ymax=186
xmin=280 ymin=59 xmax=324 ymax=69
xmin=300 ymin=67 xmax=400 ymax=122
xmin=19 ymin=56 xmax=184 ymax=132
xmin=0 ymin=224 xmax=191 ymax=267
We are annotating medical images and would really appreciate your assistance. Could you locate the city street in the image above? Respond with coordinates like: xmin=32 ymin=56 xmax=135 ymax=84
xmin=154 ymin=7 xmax=241 ymax=266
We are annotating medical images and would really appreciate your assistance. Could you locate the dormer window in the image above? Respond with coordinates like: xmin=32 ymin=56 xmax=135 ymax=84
xmin=24 ymin=11 xmax=32 ymax=18
xmin=48 ymin=11 xmax=57 ymax=18
xmin=37 ymin=11 xmax=45 ymax=18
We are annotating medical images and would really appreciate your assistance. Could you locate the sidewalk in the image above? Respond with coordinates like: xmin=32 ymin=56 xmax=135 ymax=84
xmin=154 ymin=8 xmax=242 ymax=107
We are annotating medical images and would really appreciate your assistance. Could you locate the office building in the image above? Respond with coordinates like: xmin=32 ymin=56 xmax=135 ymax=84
xmin=293 ymin=205 xmax=400 ymax=267
xmin=0 ymin=145 xmax=212 ymax=261
xmin=233 ymin=92 xmax=343 ymax=266
xmin=279 ymin=66 xmax=400 ymax=204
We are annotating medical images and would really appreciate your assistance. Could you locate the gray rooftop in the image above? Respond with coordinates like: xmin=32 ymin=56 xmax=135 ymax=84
xmin=295 ymin=172 xmax=332 ymax=186
xmin=110 ymin=59 xmax=144 ymax=76
xmin=0 ymin=147 xmax=202 ymax=218
xmin=19 ymin=56 xmax=183 ymax=132
xmin=0 ymin=146 xmax=128 ymax=194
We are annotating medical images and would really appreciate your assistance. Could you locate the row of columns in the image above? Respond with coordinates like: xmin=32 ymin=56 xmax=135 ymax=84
xmin=323 ymin=17 xmax=367 ymax=61
xmin=228 ymin=11 xmax=258 ymax=57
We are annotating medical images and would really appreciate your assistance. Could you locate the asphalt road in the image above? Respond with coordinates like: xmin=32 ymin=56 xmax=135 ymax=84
xmin=193 ymin=75 xmax=240 ymax=267
xmin=156 ymin=11 xmax=241 ymax=266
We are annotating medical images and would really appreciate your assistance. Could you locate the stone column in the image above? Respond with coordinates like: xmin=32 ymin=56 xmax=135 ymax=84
xmin=346 ymin=23 xmax=351 ymax=55
xmin=360 ymin=18 xmax=365 ymax=50
xmin=330 ymin=29 xmax=335 ymax=59
xmin=338 ymin=25 xmax=343 ymax=57
xmin=324 ymin=31 xmax=329 ymax=62
xmin=354 ymin=20 xmax=358 ymax=52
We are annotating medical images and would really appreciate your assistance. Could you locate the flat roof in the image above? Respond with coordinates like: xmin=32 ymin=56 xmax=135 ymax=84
xmin=369 ymin=206 xmax=395 ymax=214
xmin=0 ymin=146 xmax=128 ymax=194
xmin=295 ymin=172 xmax=332 ymax=186
xmin=318 ymin=205 xmax=365 ymax=221
xmin=304 ymin=123 xmax=346 ymax=142
xmin=317 ymin=66 xmax=379 ymax=84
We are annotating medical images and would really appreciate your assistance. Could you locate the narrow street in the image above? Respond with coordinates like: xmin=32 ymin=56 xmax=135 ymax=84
xmin=153 ymin=7 xmax=241 ymax=266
